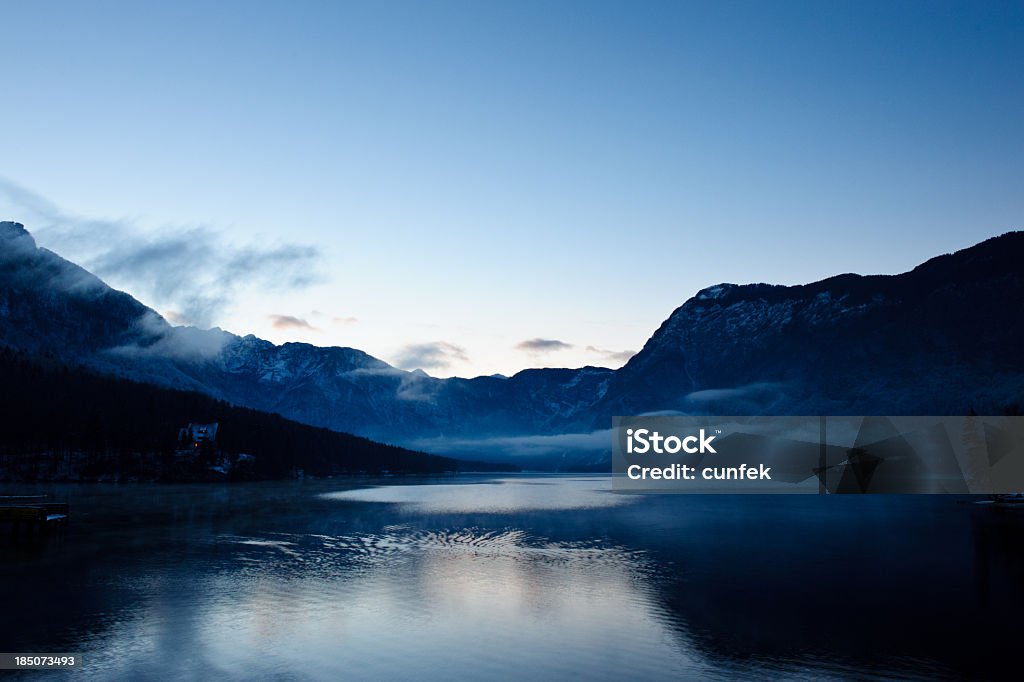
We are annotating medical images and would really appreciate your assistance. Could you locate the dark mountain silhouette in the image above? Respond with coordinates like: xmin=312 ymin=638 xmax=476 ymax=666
xmin=2 ymin=220 xmax=1022 ymax=466
xmin=0 ymin=345 xmax=509 ymax=481
xmin=592 ymin=232 xmax=1024 ymax=422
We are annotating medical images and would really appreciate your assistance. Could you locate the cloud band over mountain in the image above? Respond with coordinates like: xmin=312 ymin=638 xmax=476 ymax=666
xmin=0 ymin=177 xmax=324 ymax=328
xmin=393 ymin=341 xmax=469 ymax=371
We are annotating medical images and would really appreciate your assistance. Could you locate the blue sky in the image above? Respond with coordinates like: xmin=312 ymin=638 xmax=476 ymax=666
xmin=1 ymin=0 xmax=1021 ymax=377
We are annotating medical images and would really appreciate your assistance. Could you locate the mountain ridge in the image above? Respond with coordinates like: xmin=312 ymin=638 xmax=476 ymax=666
xmin=590 ymin=230 xmax=1024 ymax=425
xmin=3 ymin=220 xmax=1022 ymax=465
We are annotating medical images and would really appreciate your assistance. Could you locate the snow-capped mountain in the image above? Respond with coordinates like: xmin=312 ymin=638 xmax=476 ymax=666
xmin=0 ymin=221 xmax=613 ymax=452
xmin=2 ymin=220 xmax=1023 ymax=465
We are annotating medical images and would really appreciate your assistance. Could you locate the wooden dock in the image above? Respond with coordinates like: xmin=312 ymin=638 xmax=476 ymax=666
xmin=0 ymin=501 xmax=70 ymax=536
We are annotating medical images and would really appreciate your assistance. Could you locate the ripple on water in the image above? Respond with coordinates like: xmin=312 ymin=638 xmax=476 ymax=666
xmin=193 ymin=524 xmax=684 ymax=682
xmin=219 ymin=526 xmax=653 ymax=579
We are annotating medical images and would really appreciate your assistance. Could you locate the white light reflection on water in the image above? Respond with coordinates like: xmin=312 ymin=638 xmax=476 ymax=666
xmin=4 ymin=478 xmax=986 ymax=681
xmin=319 ymin=476 xmax=637 ymax=513
xmin=70 ymin=525 xmax=711 ymax=680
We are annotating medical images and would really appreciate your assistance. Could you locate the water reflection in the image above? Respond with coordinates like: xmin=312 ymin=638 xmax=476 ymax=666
xmin=1 ymin=477 xmax=1022 ymax=680
xmin=321 ymin=477 xmax=635 ymax=512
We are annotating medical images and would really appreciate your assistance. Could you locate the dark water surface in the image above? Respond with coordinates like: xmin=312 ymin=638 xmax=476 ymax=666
xmin=1 ymin=476 xmax=1022 ymax=680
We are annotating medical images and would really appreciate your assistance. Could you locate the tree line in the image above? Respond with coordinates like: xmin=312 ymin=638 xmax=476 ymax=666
xmin=0 ymin=346 xmax=508 ymax=481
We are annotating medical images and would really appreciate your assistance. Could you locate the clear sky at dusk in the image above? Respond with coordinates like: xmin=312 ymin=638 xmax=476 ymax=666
xmin=1 ymin=1 xmax=1021 ymax=377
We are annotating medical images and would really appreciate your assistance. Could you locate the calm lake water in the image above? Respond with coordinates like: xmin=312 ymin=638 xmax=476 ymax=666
xmin=1 ymin=476 xmax=1022 ymax=681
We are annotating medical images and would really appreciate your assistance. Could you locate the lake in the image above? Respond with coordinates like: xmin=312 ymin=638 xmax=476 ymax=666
xmin=1 ymin=476 xmax=1021 ymax=680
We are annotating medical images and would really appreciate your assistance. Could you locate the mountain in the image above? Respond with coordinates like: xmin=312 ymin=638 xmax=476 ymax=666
xmin=0 ymin=221 xmax=613 ymax=450
xmin=3 ymin=220 xmax=1023 ymax=467
xmin=592 ymin=234 xmax=1024 ymax=422
xmin=0 ymin=345 xmax=508 ymax=481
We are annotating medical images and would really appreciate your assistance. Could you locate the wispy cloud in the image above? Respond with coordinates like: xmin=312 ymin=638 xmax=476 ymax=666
xmin=268 ymin=314 xmax=318 ymax=331
xmin=333 ymin=316 xmax=359 ymax=325
xmin=0 ymin=177 xmax=325 ymax=328
xmin=683 ymin=382 xmax=785 ymax=404
xmin=108 ymin=310 xmax=233 ymax=360
xmin=393 ymin=341 xmax=468 ymax=371
xmin=682 ymin=382 xmax=789 ymax=414
xmin=515 ymin=338 xmax=573 ymax=353
xmin=585 ymin=345 xmax=637 ymax=364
